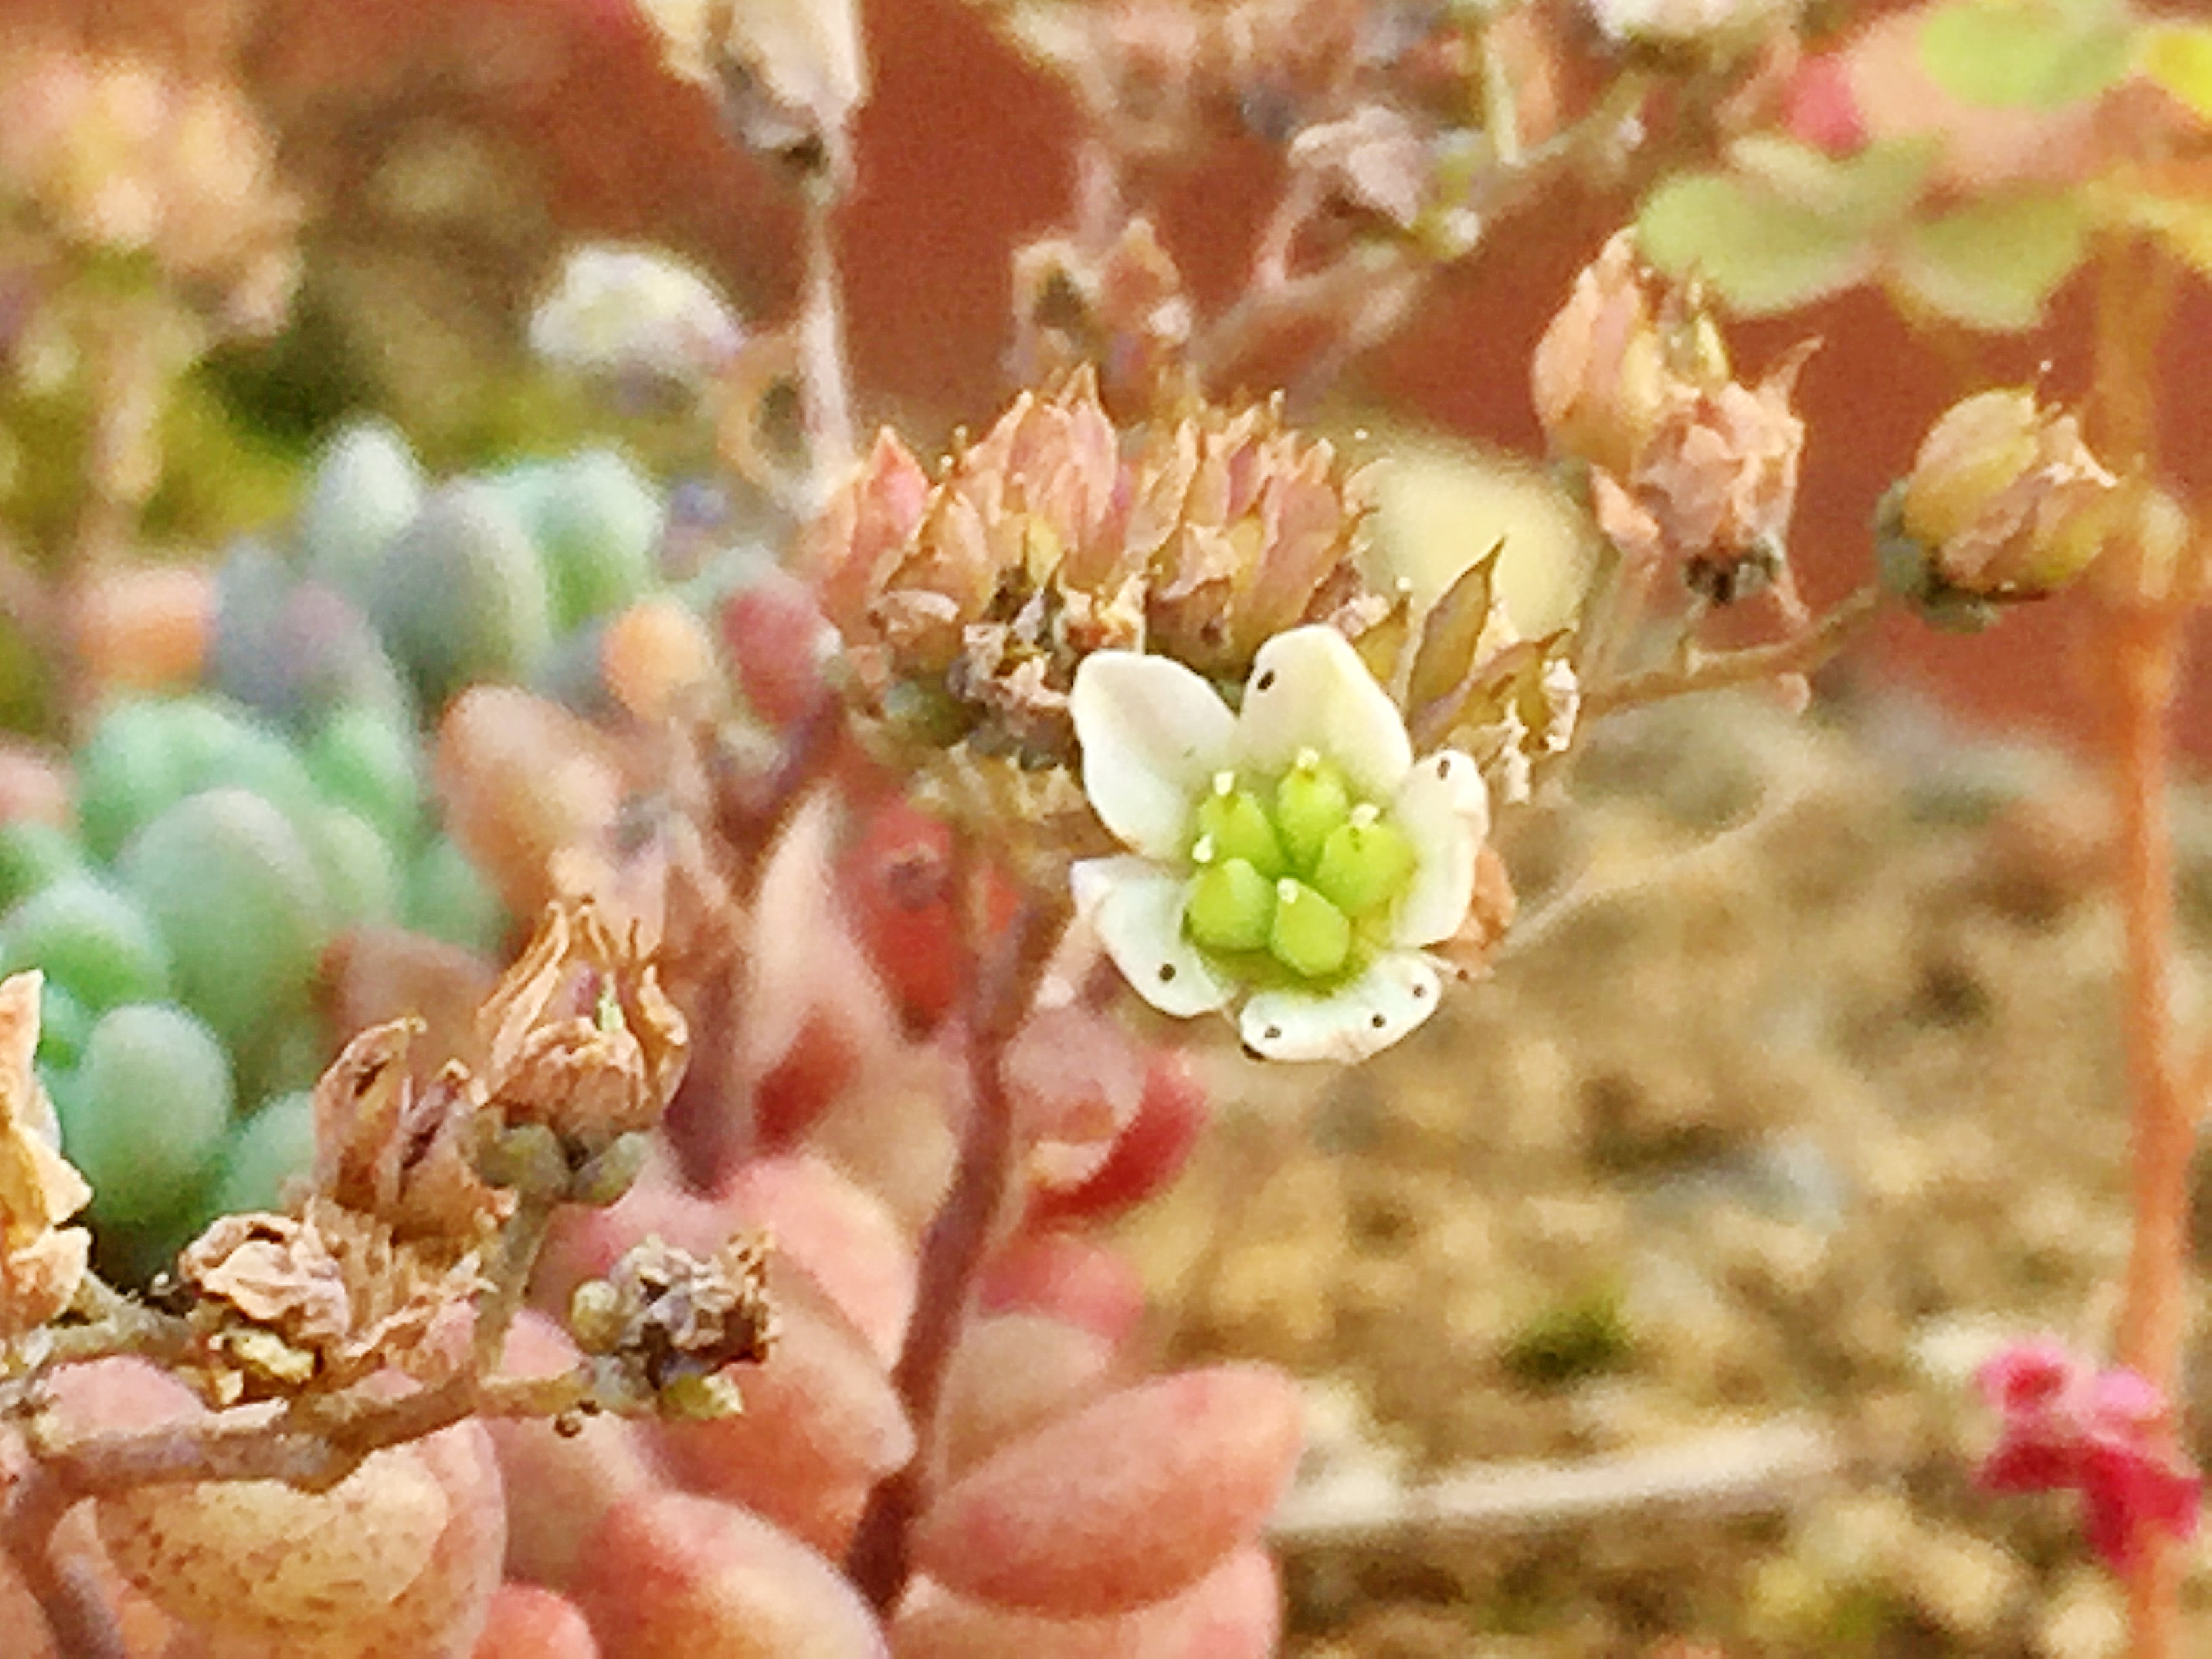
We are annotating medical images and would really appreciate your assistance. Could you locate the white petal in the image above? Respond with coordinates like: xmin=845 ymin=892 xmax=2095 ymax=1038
xmin=1071 ymin=652 xmax=1236 ymax=859
xmin=1238 ymin=951 xmax=1442 ymax=1063
xmin=1071 ymin=857 xmax=1234 ymax=1019
xmin=1389 ymin=749 xmax=1489 ymax=947
xmin=1235 ymin=626 xmax=1412 ymax=801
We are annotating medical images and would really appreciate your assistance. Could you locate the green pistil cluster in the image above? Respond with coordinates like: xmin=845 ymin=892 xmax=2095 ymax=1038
xmin=1183 ymin=750 xmax=1417 ymax=984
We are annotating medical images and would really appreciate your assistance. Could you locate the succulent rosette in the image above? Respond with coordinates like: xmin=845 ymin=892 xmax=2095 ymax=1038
xmin=1071 ymin=625 xmax=1487 ymax=1063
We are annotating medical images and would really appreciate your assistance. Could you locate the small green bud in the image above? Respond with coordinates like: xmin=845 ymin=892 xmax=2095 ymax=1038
xmin=1185 ymin=857 xmax=1276 ymax=954
xmin=476 ymin=1121 xmax=569 ymax=1195
xmin=569 ymin=1280 xmax=623 ymax=1353
xmin=1309 ymin=811 xmax=1419 ymax=918
xmin=1269 ymin=879 xmax=1352 ymax=980
xmin=660 ymin=1371 xmax=745 ymax=1420
xmin=569 ymin=1131 xmax=651 ymax=1206
xmin=1273 ymin=753 xmax=1351 ymax=874
xmin=1193 ymin=777 xmax=1286 ymax=877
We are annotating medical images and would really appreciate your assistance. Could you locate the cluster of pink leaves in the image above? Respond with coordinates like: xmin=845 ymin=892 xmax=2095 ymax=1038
xmin=471 ymin=569 xmax=1303 ymax=1658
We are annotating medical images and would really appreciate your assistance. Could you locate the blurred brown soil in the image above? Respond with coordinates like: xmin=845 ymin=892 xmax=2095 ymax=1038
xmin=1122 ymin=682 xmax=2212 ymax=1657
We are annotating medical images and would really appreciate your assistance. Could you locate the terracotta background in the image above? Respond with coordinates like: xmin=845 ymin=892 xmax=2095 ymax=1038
xmin=79 ymin=0 xmax=2212 ymax=758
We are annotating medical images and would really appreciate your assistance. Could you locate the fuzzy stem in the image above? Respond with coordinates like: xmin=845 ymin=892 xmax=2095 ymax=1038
xmin=844 ymin=882 xmax=1068 ymax=1610
xmin=472 ymin=1191 xmax=557 ymax=1372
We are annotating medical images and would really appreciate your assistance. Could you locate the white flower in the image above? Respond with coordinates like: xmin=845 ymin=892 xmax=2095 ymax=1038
xmin=529 ymin=244 xmax=743 ymax=386
xmin=1070 ymin=626 xmax=1489 ymax=1063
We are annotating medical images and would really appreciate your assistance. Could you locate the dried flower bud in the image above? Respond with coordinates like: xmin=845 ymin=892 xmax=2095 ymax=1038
xmin=478 ymin=901 xmax=689 ymax=1156
xmin=176 ymin=1200 xmax=485 ymax=1404
xmin=636 ymin=0 xmax=867 ymax=180
xmin=0 ymin=972 xmax=91 ymax=1340
xmin=1584 ymin=0 xmax=1802 ymax=52
xmin=1631 ymin=351 xmax=1811 ymax=598
xmin=529 ymin=244 xmax=743 ymax=389
xmin=570 ymin=1233 xmax=775 ymax=1404
xmin=1889 ymin=389 xmax=2116 ymax=610
xmin=1532 ymin=233 xmax=1677 ymax=483
xmin=1542 ymin=237 xmax=1811 ymax=602
xmin=313 ymin=1020 xmax=506 ymax=1245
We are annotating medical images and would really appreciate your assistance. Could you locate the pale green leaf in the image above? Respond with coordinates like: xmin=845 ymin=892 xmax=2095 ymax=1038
xmin=1916 ymin=0 xmax=2133 ymax=110
xmin=1724 ymin=136 xmax=1937 ymax=229
xmin=1889 ymin=192 xmax=2091 ymax=331
xmin=1636 ymin=172 xmax=1875 ymax=316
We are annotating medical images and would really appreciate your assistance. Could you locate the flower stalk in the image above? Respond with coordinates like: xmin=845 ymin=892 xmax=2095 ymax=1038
xmin=845 ymin=877 xmax=1070 ymax=1611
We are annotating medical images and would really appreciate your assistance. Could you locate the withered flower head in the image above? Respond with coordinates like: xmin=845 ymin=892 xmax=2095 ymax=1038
xmin=1540 ymin=234 xmax=1810 ymax=600
xmin=808 ymin=374 xmax=1389 ymax=766
xmin=0 ymin=972 xmax=91 ymax=1340
xmin=175 ymin=1200 xmax=487 ymax=1405
xmin=569 ymin=1233 xmax=774 ymax=1414
xmin=313 ymin=1020 xmax=506 ymax=1246
xmin=478 ymin=901 xmax=689 ymax=1153
xmin=1891 ymin=389 xmax=2116 ymax=608
xmin=1631 ymin=351 xmax=1811 ymax=602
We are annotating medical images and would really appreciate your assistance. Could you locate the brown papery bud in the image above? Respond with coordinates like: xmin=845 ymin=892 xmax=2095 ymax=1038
xmin=1900 ymin=389 xmax=2115 ymax=599
xmin=1531 ymin=232 xmax=1674 ymax=480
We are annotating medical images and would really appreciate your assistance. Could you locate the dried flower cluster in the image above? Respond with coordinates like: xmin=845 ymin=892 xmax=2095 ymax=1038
xmin=171 ymin=901 xmax=690 ymax=1406
xmin=176 ymin=1200 xmax=487 ymax=1404
xmin=569 ymin=1233 xmax=774 ymax=1412
xmin=810 ymin=373 xmax=1388 ymax=766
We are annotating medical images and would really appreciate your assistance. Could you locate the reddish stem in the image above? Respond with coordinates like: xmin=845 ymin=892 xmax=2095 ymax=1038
xmin=844 ymin=880 xmax=1066 ymax=1610
xmin=2107 ymin=598 xmax=2189 ymax=1659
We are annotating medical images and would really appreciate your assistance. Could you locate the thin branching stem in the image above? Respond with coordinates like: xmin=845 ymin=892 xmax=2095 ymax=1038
xmin=26 ymin=1366 xmax=625 ymax=1502
xmin=1582 ymin=584 xmax=1887 ymax=719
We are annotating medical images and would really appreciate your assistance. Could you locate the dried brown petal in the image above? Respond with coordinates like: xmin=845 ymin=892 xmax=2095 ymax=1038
xmin=313 ymin=1022 xmax=504 ymax=1244
xmin=177 ymin=1200 xmax=485 ymax=1402
xmin=1532 ymin=232 xmax=1672 ymax=480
